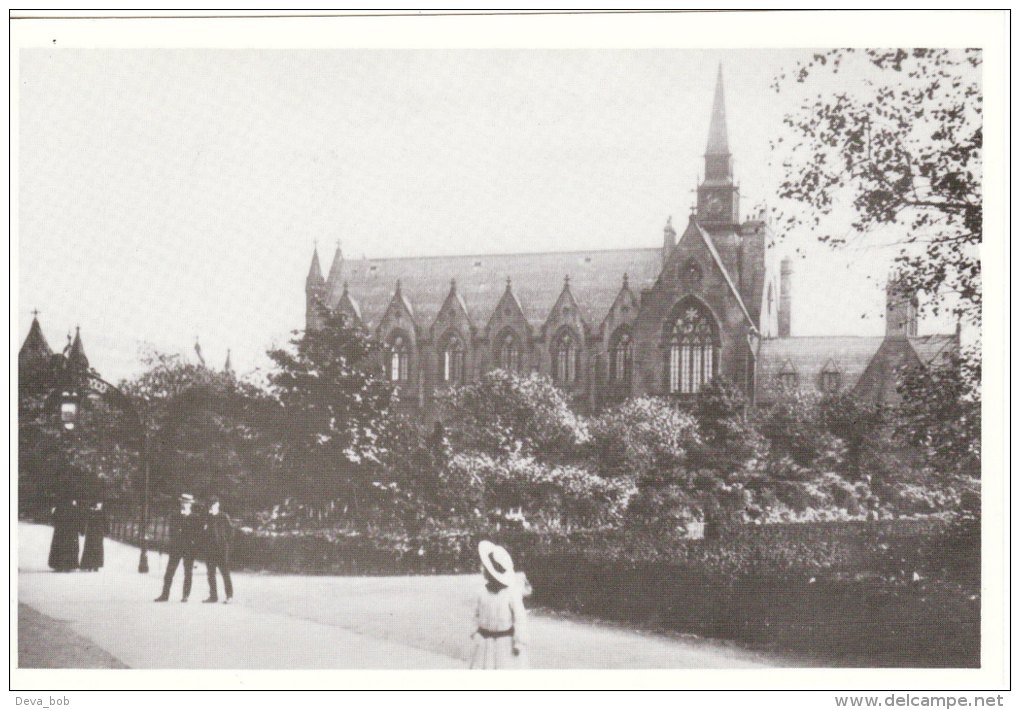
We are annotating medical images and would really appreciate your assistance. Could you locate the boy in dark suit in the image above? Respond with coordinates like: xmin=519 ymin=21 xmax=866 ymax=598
xmin=154 ymin=493 xmax=200 ymax=602
xmin=201 ymin=496 xmax=234 ymax=603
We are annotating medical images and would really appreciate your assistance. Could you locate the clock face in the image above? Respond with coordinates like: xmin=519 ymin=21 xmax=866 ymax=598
xmin=706 ymin=194 xmax=724 ymax=217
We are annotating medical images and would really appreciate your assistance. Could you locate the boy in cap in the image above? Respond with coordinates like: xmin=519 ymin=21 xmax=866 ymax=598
xmin=154 ymin=493 xmax=200 ymax=602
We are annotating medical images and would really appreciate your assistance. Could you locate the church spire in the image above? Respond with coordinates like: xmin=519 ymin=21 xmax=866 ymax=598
xmin=306 ymin=245 xmax=325 ymax=289
xmin=20 ymin=311 xmax=53 ymax=363
xmin=67 ymin=326 xmax=89 ymax=373
xmin=697 ymin=64 xmax=738 ymax=224
xmin=325 ymin=241 xmax=344 ymax=300
xmin=305 ymin=245 xmax=327 ymax=332
xmin=706 ymin=63 xmax=729 ymax=156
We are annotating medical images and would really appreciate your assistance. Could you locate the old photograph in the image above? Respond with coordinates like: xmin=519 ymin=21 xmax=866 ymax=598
xmin=11 ymin=11 xmax=1003 ymax=690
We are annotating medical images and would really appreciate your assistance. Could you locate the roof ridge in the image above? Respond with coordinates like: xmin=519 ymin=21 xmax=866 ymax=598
xmin=347 ymin=245 xmax=661 ymax=263
xmin=690 ymin=221 xmax=754 ymax=326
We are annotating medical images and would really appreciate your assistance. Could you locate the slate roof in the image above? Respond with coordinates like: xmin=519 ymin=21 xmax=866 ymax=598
xmin=332 ymin=247 xmax=664 ymax=335
xmin=755 ymin=333 xmax=959 ymax=402
xmin=908 ymin=334 xmax=958 ymax=366
xmin=756 ymin=336 xmax=885 ymax=401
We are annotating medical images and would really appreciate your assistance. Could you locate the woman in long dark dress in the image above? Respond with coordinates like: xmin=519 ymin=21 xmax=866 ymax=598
xmin=80 ymin=502 xmax=108 ymax=572
xmin=47 ymin=499 xmax=82 ymax=572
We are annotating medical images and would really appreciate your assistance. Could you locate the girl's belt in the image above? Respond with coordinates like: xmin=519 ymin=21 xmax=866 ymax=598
xmin=477 ymin=627 xmax=514 ymax=639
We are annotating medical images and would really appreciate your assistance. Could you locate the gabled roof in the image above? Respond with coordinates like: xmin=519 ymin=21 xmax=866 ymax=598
xmin=599 ymin=273 xmax=637 ymax=333
xmin=756 ymin=336 xmax=885 ymax=401
xmin=433 ymin=279 xmax=473 ymax=332
xmin=386 ymin=281 xmax=416 ymax=321
xmin=336 ymin=283 xmax=363 ymax=323
xmin=487 ymin=278 xmax=530 ymax=335
xmin=336 ymin=247 xmax=664 ymax=330
xmin=683 ymin=219 xmax=755 ymax=327
xmin=544 ymin=276 xmax=587 ymax=336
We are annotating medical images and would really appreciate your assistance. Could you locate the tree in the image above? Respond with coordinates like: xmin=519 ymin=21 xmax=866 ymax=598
xmin=588 ymin=396 xmax=701 ymax=479
xmin=266 ymin=311 xmax=393 ymax=507
xmin=435 ymin=369 xmax=590 ymax=462
xmin=896 ymin=345 xmax=980 ymax=483
xmin=18 ymin=388 xmax=68 ymax=515
xmin=121 ymin=348 xmax=277 ymax=515
xmin=773 ymin=49 xmax=981 ymax=324
xmin=818 ymin=391 xmax=885 ymax=479
xmin=691 ymin=377 xmax=765 ymax=474
xmin=758 ymin=389 xmax=845 ymax=471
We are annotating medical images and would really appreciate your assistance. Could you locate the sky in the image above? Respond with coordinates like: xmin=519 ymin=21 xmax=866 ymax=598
xmin=17 ymin=48 xmax=959 ymax=383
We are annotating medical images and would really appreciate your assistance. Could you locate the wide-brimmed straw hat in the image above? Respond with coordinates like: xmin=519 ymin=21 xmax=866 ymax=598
xmin=179 ymin=493 xmax=195 ymax=504
xmin=478 ymin=540 xmax=516 ymax=587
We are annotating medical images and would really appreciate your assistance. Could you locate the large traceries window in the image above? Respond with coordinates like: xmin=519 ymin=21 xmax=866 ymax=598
xmin=609 ymin=328 xmax=633 ymax=384
xmin=553 ymin=329 xmax=580 ymax=384
xmin=389 ymin=335 xmax=410 ymax=383
xmin=442 ymin=333 xmax=466 ymax=384
xmin=668 ymin=305 xmax=717 ymax=394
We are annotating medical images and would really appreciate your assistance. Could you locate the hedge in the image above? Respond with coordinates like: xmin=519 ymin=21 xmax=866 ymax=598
xmin=107 ymin=515 xmax=979 ymax=666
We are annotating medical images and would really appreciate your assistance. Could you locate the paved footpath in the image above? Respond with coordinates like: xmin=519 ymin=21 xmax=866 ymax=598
xmin=18 ymin=522 xmax=782 ymax=669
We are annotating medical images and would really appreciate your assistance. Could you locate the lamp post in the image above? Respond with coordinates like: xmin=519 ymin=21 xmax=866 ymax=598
xmin=747 ymin=327 xmax=761 ymax=409
xmin=59 ymin=391 xmax=78 ymax=431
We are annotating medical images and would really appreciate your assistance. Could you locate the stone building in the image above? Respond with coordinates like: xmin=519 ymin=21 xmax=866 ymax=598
xmin=302 ymin=67 xmax=956 ymax=412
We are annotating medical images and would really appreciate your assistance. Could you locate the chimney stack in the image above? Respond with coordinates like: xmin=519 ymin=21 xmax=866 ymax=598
xmin=778 ymin=257 xmax=793 ymax=338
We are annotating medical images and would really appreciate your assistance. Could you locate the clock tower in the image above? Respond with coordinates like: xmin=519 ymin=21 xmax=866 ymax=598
xmin=697 ymin=65 xmax=740 ymax=227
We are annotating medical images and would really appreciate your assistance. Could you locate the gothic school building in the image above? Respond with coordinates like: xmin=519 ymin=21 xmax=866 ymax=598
xmin=302 ymin=69 xmax=957 ymax=413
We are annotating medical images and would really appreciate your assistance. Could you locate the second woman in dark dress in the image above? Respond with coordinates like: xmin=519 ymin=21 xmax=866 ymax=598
xmin=79 ymin=501 xmax=108 ymax=572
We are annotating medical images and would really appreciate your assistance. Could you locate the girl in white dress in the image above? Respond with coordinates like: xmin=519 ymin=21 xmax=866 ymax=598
xmin=469 ymin=541 xmax=528 ymax=669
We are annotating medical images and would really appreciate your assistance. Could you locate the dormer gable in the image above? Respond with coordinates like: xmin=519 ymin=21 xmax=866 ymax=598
xmin=376 ymin=280 xmax=418 ymax=342
xmin=432 ymin=278 xmax=474 ymax=339
xmin=542 ymin=275 xmax=588 ymax=341
xmin=486 ymin=277 xmax=531 ymax=340
xmin=335 ymin=282 xmax=363 ymax=326
xmin=600 ymin=273 xmax=638 ymax=339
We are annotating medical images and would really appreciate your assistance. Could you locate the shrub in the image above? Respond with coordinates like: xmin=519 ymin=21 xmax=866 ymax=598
xmin=758 ymin=389 xmax=845 ymax=470
xmin=588 ymin=397 xmax=701 ymax=479
xmin=436 ymin=370 xmax=589 ymax=461
xmin=691 ymin=378 xmax=766 ymax=474
xmin=446 ymin=451 xmax=634 ymax=531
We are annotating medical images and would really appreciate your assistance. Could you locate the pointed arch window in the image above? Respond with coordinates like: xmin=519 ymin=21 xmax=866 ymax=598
xmin=388 ymin=334 xmax=410 ymax=383
xmin=553 ymin=329 xmax=580 ymax=384
xmin=609 ymin=328 xmax=633 ymax=384
xmin=497 ymin=331 xmax=521 ymax=372
xmin=668 ymin=304 xmax=717 ymax=394
xmin=441 ymin=332 xmax=466 ymax=384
